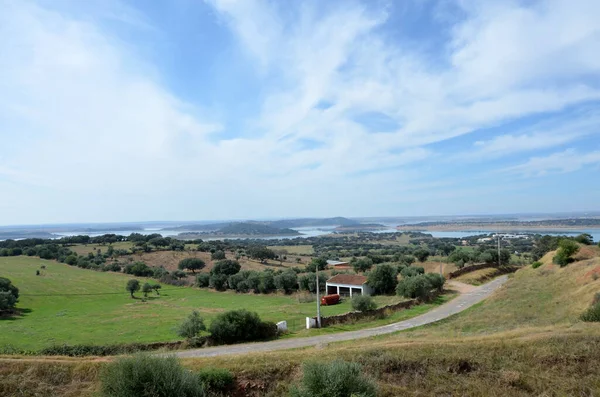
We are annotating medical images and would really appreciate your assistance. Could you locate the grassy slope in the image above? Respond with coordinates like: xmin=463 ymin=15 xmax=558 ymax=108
xmin=0 ymin=256 xmax=421 ymax=350
xmin=2 ymin=246 xmax=600 ymax=396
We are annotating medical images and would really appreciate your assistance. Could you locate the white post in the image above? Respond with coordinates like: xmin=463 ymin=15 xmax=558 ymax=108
xmin=316 ymin=267 xmax=321 ymax=328
xmin=350 ymin=287 xmax=353 ymax=298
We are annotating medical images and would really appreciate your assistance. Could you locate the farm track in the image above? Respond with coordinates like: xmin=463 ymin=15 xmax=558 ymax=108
xmin=176 ymin=276 xmax=508 ymax=358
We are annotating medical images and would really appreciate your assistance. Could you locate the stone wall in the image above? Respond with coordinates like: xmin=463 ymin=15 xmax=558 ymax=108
xmin=448 ymin=264 xmax=519 ymax=279
xmin=317 ymin=291 xmax=441 ymax=327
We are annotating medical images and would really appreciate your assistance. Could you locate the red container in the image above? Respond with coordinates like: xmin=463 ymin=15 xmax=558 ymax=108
xmin=321 ymin=294 xmax=340 ymax=306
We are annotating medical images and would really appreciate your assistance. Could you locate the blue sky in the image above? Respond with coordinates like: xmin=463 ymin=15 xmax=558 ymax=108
xmin=1 ymin=0 xmax=599 ymax=225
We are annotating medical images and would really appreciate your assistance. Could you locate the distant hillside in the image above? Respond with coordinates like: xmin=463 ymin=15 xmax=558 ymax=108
xmin=169 ymin=217 xmax=360 ymax=232
xmin=217 ymin=223 xmax=300 ymax=236
xmin=334 ymin=223 xmax=387 ymax=231
xmin=267 ymin=217 xmax=359 ymax=228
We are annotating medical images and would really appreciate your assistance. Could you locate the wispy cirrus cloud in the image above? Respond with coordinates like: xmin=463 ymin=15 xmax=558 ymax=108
xmin=1 ymin=0 xmax=599 ymax=223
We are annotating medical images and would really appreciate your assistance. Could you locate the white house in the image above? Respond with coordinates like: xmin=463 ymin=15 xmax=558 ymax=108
xmin=325 ymin=274 xmax=373 ymax=297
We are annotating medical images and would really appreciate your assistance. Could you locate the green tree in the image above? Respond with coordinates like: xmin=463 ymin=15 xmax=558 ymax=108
xmin=553 ymin=239 xmax=580 ymax=267
xmin=0 ymin=277 xmax=19 ymax=312
xmin=196 ymin=273 xmax=210 ymax=287
xmin=209 ymin=274 xmax=228 ymax=291
xmin=396 ymin=274 xmax=433 ymax=299
xmin=306 ymin=257 xmax=327 ymax=272
xmin=211 ymin=259 xmax=241 ymax=276
xmin=352 ymin=257 xmax=373 ymax=273
xmin=414 ymin=248 xmax=430 ymax=262
xmin=211 ymin=250 xmax=226 ymax=260
xmin=575 ymin=233 xmax=593 ymax=245
xmin=178 ymin=258 xmax=206 ymax=274
xmin=274 ymin=270 xmax=298 ymax=294
xmin=176 ymin=310 xmax=206 ymax=340
xmin=126 ymin=279 xmax=140 ymax=298
xmin=400 ymin=266 xmax=425 ymax=278
xmin=142 ymin=282 xmax=153 ymax=298
xmin=367 ymin=264 xmax=397 ymax=295
xmin=246 ymin=246 xmax=276 ymax=263
xmin=424 ymin=273 xmax=445 ymax=292
xmin=152 ymin=284 xmax=161 ymax=295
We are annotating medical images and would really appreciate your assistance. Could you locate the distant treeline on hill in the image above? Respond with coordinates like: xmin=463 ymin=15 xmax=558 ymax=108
xmin=403 ymin=218 xmax=600 ymax=227
xmin=168 ymin=217 xmax=360 ymax=233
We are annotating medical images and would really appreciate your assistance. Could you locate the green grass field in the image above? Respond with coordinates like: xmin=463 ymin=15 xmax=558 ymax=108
xmin=0 ymin=256 xmax=440 ymax=350
xmin=266 ymin=244 xmax=314 ymax=255
xmin=69 ymin=242 xmax=133 ymax=256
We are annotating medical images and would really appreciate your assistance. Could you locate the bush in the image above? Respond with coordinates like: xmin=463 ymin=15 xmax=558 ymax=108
xmin=209 ymin=274 xmax=228 ymax=291
xmin=531 ymin=261 xmax=543 ymax=269
xmin=124 ymin=262 xmax=153 ymax=277
xmin=274 ymin=270 xmax=298 ymax=294
xmin=351 ymin=295 xmax=377 ymax=312
xmin=104 ymin=262 xmax=122 ymax=272
xmin=0 ymin=277 xmax=19 ymax=311
xmin=366 ymin=264 xmax=397 ymax=294
xmin=400 ymin=266 xmax=425 ymax=278
xmin=211 ymin=259 xmax=241 ymax=276
xmin=396 ymin=274 xmax=433 ymax=300
xmin=289 ymin=360 xmax=377 ymax=397
xmin=208 ymin=309 xmax=277 ymax=345
xmin=196 ymin=273 xmax=210 ymax=287
xmin=197 ymin=368 xmax=235 ymax=395
xmin=211 ymin=250 xmax=226 ymax=260
xmin=553 ymin=239 xmax=580 ymax=267
xmin=100 ymin=354 xmax=205 ymax=397
xmin=424 ymin=273 xmax=445 ymax=292
xmin=177 ymin=311 xmax=206 ymax=340
xmin=178 ymin=258 xmax=206 ymax=273
xmin=581 ymin=303 xmax=600 ymax=322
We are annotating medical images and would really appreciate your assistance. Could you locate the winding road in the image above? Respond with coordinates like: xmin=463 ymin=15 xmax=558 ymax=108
xmin=176 ymin=275 xmax=508 ymax=358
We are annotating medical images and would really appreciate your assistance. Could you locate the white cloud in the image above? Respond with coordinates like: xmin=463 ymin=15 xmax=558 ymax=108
xmin=505 ymin=149 xmax=600 ymax=177
xmin=1 ymin=0 xmax=600 ymax=223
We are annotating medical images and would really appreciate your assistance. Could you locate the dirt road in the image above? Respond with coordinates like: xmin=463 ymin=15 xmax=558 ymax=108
xmin=176 ymin=275 xmax=508 ymax=358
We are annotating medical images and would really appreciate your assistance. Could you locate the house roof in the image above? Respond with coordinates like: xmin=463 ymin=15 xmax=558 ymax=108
xmin=326 ymin=274 xmax=368 ymax=286
xmin=326 ymin=260 xmax=349 ymax=265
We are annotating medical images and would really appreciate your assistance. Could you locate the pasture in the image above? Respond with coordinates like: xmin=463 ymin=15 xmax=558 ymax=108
xmin=0 ymin=256 xmax=425 ymax=350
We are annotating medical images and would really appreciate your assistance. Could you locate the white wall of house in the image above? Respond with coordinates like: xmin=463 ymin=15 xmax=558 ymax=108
xmin=325 ymin=282 xmax=372 ymax=296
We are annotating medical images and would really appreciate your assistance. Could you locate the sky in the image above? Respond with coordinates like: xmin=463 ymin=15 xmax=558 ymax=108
xmin=1 ymin=0 xmax=599 ymax=225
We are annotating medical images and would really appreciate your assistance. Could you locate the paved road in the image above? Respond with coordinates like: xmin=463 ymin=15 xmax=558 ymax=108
xmin=176 ymin=276 xmax=508 ymax=358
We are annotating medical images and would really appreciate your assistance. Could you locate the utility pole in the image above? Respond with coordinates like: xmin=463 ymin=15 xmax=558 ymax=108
xmin=316 ymin=265 xmax=321 ymax=328
xmin=497 ymin=233 xmax=501 ymax=267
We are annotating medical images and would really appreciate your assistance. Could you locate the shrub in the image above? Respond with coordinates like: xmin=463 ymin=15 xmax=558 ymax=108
xmin=289 ymin=360 xmax=377 ymax=397
xmin=104 ymin=262 xmax=122 ymax=272
xmin=126 ymin=279 xmax=140 ymax=298
xmin=400 ymin=266 xmax=425 ymax=278
xmin=211 ymin=259 xmax=241 ymax=276
xmin=0 ymin=277 xmax=19 ymax=311
xmin=142 ymin=282 xmax=153 ymax=297
xmin=424 ymin=273 xmax=445 ymax=292
xmin=211 ymin=250 xmax=226 ymax=260
xmin=575 ymin=233 xmax=593 ymax=245
xmin=274 ymin=270 xmax=298 ymax=294
xmin=352 ymin=257 xmax=373 ymax=273
xmin=177 ymin=311 xmax=206 ymax=340
xmin=208 ymin=309 xmax=277 ymax=345
xmin=414 ymin=248 xmax=430 ymax=262
xmin=351 ymin=295 xmax=377 ymax=312
xmin=581 ymin=303 xmax=600 ymax=322
xmin=124 ymin=262 xmax=153 ymax=277
xmin=197 ymin=368 xmax=235 ymax=395
xmin=396 ymin=274 xmax=433 ymax=300
xmin=531 ymin=261 xmax=543 ymax=269
xmin=100 ymin=354 xmax=205 ymax=397
xmin=553 ymin=239 xmax=580 ymax=267
xmin=196 ymin=273 xmax=210 ymax=287
xmin=367 ymin=264 xmax=398 ymax=294
xmin=178 ymin=258 xmax=206 ymax=274
xmin=209 ymin=274 xmax=228 ymax=291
